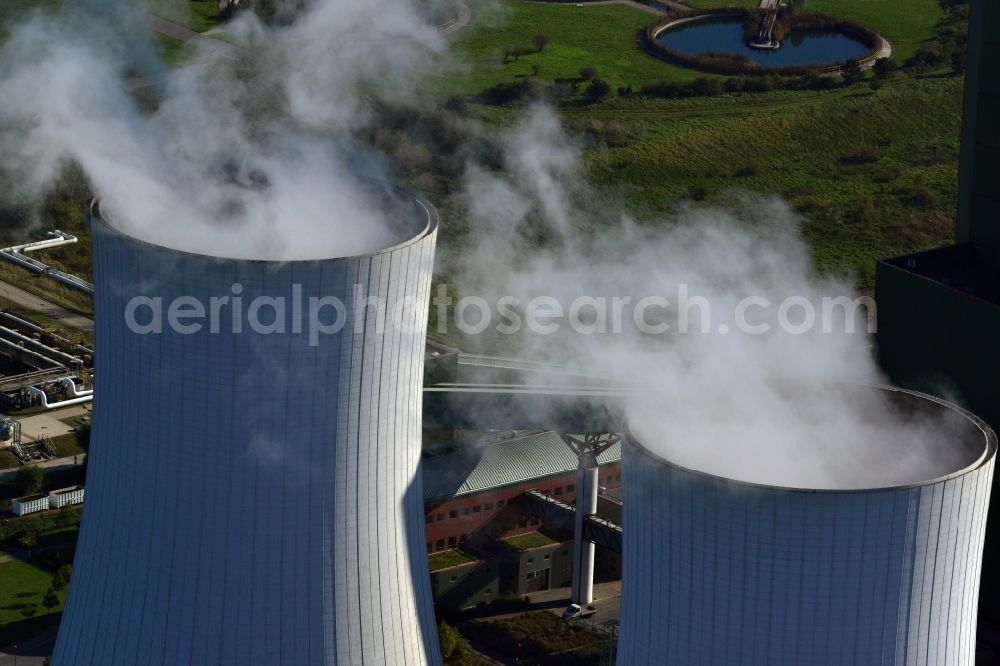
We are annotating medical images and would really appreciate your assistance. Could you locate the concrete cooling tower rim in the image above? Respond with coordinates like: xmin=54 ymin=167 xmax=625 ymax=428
xmin=89 ymin=185 xmax=438 ymax=263
xmin=625 ymin=384 xmax=997 ymax=494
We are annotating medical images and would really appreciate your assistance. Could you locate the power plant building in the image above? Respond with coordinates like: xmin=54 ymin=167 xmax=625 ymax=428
xmin=53 ymin=192 xmax=441 ymax=665
xmin=618 ymin=387 xmax=996 ymax=666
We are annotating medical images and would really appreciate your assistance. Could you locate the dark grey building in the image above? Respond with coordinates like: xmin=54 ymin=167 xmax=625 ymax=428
xmin=875 ymin=0 xmax=1000 ymax=614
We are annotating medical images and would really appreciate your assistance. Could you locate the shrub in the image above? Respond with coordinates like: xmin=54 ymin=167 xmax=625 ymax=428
xmin=840 ymin=147 xmax=881 ymax=165
xmin=913 ymin=176 xmax=935 ymax=206
xmin=477 ymin=79 xmax=547 ymax=105
xmin=872 ymin=57 xmax=897 ymax=79
xmin=584 ymin=78 xmax=611 ymax=103
xmin=843 ymin=58 xmax=863 ymax=83
xmin=16 ymin=465 xmax=45 ymax=496
xmin=579 ymin=66 xmax=598 ymax=80
xmin=533 ymin=34 xmax=550 ymax=52
xmin=444 ymin=95 xmax=467 ymax=114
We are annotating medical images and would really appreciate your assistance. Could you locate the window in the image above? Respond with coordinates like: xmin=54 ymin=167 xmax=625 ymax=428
xmin=460 ymin=533 xmax=467 ymax=543
xmin=566 ymin=484 xmax=575 ymax=493
xmin=526 ymin=571 xmax=536 ymax=580
xmin=527 ymin=558 xmax=534 ymax=564
xmin=485 ymin=589 xmax=492 ymax=595
xmin=462 ymin=508 xmax=470 ymax=516
xmin=450 ymin=576 xmax=458 ymax=582
xmin=425 ymin=514 xmax=433 ymax=524
xmin=497 ymin=499 xmax=505 ymax=508
xmin=485 ymin=502 xmax=494 ymax=510
xmin=473 ymin=505 xmax=481 ymax=513
xmin=449 ymin=510 xmax=458 ymax=519
xmin=562 ymin=550 xmax=569 ymax=556
xmin=436 ymin=539 xmax=445 ymax=551
xmin=437 ymin=513 xmax=445 ymax=521
xmin=544 ymin=554 xmax=551 ymax=560
xmin=448 ymin=536 xmax=457 ymax=547
xmin=554 ymin=487 xmax=563 ymax=496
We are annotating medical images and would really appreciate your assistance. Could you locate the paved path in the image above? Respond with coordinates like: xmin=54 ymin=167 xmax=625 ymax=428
xmin=0 ymin=453 xmax=87 ymax=481
xmin=147 ymin=15 xmax=242 ymax=58
xmin=0 ymin=626 xmax=58 ymax=666
xmin=873 ymin=35 xmax=893 ymax=61
xmin=530 ymin=0 xmax=684 ymax=15
xmin=17 ymin=404 xmax=91 ymax=443
xmin=440 ymin=0 xmax=473 ymax=34
xmin=0 ymin=280 xmax=93 ymax=334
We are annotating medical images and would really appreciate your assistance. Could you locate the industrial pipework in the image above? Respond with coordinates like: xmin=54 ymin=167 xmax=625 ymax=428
xmin=0 ymin=230 xmax=94 ymax=294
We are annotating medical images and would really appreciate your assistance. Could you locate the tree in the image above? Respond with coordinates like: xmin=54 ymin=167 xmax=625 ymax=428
xmin=18 ymin=529 xmax=38 ymax=559
xmin=16 ymin=464 xmax=44 ymax=496
xmin=42 ymin=588 xmax=60 ymax=615
xmin=531 ymin=63 xmax=541 ymax=77
xmin=52 ymin=564 xmax=73 ymax=592
xmin=438 ymin=621 xmax=476 ymax=664
xmin=951 ymin=49 xmax=967 ymax=74
xmin=585 ymin=78 xmax=611 ymax=103
xmin=438 ymin=621 xmax=461 ymax=660
xmin=533 ymin=34 xmax=550 ymax=52
xmin=579 ymin=66 xmax=598 ymax=80
xmin=842 ymin=58 xmax=863 ymax=83
xmin=20 ymin=605 xmax=37 ymax=620
xmin=872 ymin=57 xmax=897 ymax=79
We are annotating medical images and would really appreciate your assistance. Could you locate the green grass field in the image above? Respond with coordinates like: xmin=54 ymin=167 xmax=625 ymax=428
xmin=434 ymin=1 xmax=705 ymax=97
xmin=0 ymin=0 xmax=57 ymax=41
xmin=0 ymin=559 xmax=65 ymax=647
xmin=501 ymin=531 xmax=561 ymax=550
xmin=138 ymin=0 xmax=222 ymax=32
xmin=808 ymin=0 xmax=944 ymax=61
xmin=429 ymin=548 xmax=478 ymax=571
xmin=571 ymin=75 xmax=962 ymax=283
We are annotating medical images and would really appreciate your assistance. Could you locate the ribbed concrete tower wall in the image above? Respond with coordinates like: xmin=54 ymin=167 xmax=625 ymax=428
xmin=53 ymin=199 xmax=440 ymax=665
xmin=618 ymin=390 xmax=996 ymax=666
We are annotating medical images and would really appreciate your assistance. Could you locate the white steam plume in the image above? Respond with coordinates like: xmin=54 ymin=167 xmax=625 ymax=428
xmin=0 ymin=0 xmax=445 ymax=260
xmin=456 ymin=106 xmax=977 ymax=490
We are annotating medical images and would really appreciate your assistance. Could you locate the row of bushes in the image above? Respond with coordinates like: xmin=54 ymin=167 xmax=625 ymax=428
xmin=905 ymin=0 xmax=970 ymax=71
xmin=641 ymin=9 xmax=881 ymax=77
xmin=476 ymin=76 xmax=613 ymax=106
xmin=636 ymin=69 xmax=845 ymax=99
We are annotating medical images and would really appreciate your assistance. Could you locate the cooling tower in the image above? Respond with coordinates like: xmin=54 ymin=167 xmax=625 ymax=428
xmin=53 ymin=190 xmax=441 ymax=665
xmin=619 ymin=386 xmax=996 ymax=666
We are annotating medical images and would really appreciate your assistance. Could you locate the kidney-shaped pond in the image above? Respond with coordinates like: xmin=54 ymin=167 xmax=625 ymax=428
xmin=658 ymin=18 xmax=871 ymax=68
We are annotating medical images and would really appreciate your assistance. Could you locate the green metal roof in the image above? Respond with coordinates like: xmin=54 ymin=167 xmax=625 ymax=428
xmin=422 ymin=431 xmax=620 ymax=501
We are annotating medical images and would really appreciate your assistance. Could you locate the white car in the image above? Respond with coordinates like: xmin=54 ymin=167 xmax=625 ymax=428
xmin=562 ymin=603 xmax=582 ymax=619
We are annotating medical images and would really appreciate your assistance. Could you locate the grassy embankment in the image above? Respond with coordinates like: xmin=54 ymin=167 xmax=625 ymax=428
xmin=427 ymin=0 xmax=960 ymax=289
xmin=576 ymin=76 xmax=963 ymax=283
xmin=434 ymin=1 xmax=706 ymax=98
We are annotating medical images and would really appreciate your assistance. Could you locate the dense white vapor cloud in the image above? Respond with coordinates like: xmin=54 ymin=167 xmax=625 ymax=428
xmin=0 ymin=0 xmax=445 ymax=259
xmin=457 ymin=106 xmax=976 ymax=489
